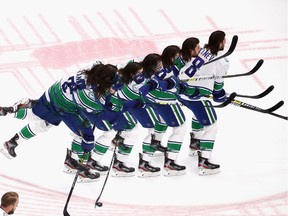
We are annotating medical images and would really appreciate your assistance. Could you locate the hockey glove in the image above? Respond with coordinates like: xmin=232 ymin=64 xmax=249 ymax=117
xmin=212 ymin=89 xmax=227 ymax=103
xmin=139 ymin=79 xmax=157 ymax=96
xmin=177 ymin=82 xmax=188 ymax=94
xmin=153 ymin=74 xmax=169 ymax=91
xmin=158 ymin=80 xmax=169 ymax=92
xmin=188 ymin=88 xmax=201 ymax=100
xmin=162 ymin=75 xmax=177 ymax=91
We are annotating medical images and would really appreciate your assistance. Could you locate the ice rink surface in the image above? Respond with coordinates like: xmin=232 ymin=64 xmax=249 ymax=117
xmin=0 ymin=0 xmax=287 ymax=215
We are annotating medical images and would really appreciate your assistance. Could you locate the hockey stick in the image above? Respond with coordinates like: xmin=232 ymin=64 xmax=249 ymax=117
xmin=235 ymin=85 xmax=274 ymax=99
xmin=94 ymin=146 xmax=117 ymax=208
xmin=213 ymin=92 xmax=237 ymax=108
xmin=63 ymin=123 xmax=97 ymax=216
xmin=224 ymin=59 xmax=264 ymax=78
xmin=230 ymin=99 xmax=284 ymax=114
xmin=203 ymin=35 xmax=238 ymax=65
xmin=63 ymin=151 xmax=87 ymax=216
xmin=216 ymin=96 xmax=287 ymax=121
xmin=202 ymin=92 xmax=236 ymax=108
xmin=181 ymin=59 xmax=263 ymax=82
xmin=267 ymin=112 xmax=288 ymax=121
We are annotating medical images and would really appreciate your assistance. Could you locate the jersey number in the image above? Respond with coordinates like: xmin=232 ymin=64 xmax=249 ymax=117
xmin=62 ymin=76 xmax=86 ymax=94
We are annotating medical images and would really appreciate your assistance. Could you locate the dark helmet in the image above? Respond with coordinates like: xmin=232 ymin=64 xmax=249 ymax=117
xmin=180 ymin=37 xmax=200 ymax=62
xmin=161 ymin=45 xmax=180 ymax=68
xmin=206 ymin=30 xmax=226 ymax=55
xmin=84 ymin=63 xmax=118 ymax=98
xmin=119 ymin=61 xmax=142 ymax=84
xmin=141 ymin=53 xmax=161 ymax=78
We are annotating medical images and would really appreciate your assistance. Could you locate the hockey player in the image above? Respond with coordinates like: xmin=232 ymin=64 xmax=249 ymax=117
xmin=139 ymin=52 xmax=187 ymax=176
xmin=177 ymin=31 xmax=230 ymax=175
xmin=84 ymin=106 xmax=138 ymax=177
xmin=0 ymin=63 xmax=118 ymax=182
xmin=64 ymin=71 xmax=139 ymax=177
xmin=115 ymin=61 xmax=164 ymax=177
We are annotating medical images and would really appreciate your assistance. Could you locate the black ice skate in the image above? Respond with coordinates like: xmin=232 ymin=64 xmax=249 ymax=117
xmin=63 ymin=149 xmax=100 ymax=183
xmin=86 ymin=155 xmax=108 ymax=175
xmin=189 ymin=133 xmax=200 ymax=157
xmin=138 ymin=153 xmax=161 ymax=178
xmin=164 ymin=153 xmax=186 ymax=176
xmin=77 ymin=169 xmax=100 ymax=183
xmin=151 ymin=134 xmax=167 ymax=152
xmin=198 ymin=154 xmax=220 ymax=176
xmin=0 ymin=134 xmax=19 ymax=159
xmin=112 ymin=155 xmax=135 ymax=177
xmin=0 ymin=107 xmax=14 ymax=116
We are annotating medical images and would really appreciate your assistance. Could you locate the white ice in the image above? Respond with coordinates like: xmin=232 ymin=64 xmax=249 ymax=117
xmin=0 ymin=0 xmax=287 ymax=215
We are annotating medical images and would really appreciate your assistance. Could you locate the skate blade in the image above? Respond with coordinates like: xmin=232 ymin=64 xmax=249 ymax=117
xmin=137 ymin=170 xmax=161 ymax=178
xmin=198 ymin=168 xmax=221 ymax=176
xmin=0 ymin=147 xmax=13 ymax=160
xmin=163 ymin=169 xmax=186 ymax=177
xmin=148 ymin=151 xmax=164 ymax=157
xmin=111 ymin=169 xmax=135 ymax=177
xmin=188 ymin=149 xmax=199 ymax=157
xmin=77 ymin=176 xmax=100 ymax=183
xmin=89 ymin=169 xmax=108 ymax=176
xmin=63 ymin=165 xmax=77 ymax=174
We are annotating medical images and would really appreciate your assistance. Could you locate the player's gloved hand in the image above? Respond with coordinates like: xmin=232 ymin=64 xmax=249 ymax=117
xmin=139 ymin=79 xmax=157 ymax=96
xmin=177 ymin=82 xmax=188 ymax=94
xmin=81 ymin=142 xmax=94 ymax=152
xmin=158 ymin=80 xmax=169 ymax=92
xmin=139 ymin=84 xmax=151 ymax=96
xmin=188 ymin=88 xmax=201 ymax=100
xmin=212 ymin=89 xmax=227 ymax=103
xmin=161 ymin=76 xmax=177 ymax=91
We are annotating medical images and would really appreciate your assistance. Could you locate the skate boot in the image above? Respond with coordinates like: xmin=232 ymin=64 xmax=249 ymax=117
xmin=63 ymin=148 xmax=89 ymax=174
xmin=112 ymin=155 xmax=135 ymax=177
xmin=189 ymin=133 xmax=200 ymax=157
xmin=198 ymin=153 xmax=220 ymax=176
xmin=86 ymin=155 xmax=108 ymax=175
xmin=0 ymin=107 xmax=14 ymax=116
xmin=151 ymin=134 xmax=167 ymax=152
xmin=63 ymin=149 xmax=100 ymax=183
xmin=138 ymin=153 xmax=161 ymax=178
xmin=164 ymin=153 xmax=186 ymax=176
xmin=0 ymin=134 xmax=19 ymax=159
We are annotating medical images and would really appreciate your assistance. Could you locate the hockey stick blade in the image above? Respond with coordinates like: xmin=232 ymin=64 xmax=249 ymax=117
xmin=213 ymin=92 xmax=237 ymax=108
xmin=63 ymin=151 xmax=87 ymax=216
xmin=63 ymin=172 xmax=79 ymax=216
xmin=223 ymin=59 xmax=264 ymax=78
xmin=265 ymin=100 xmax=284 ymax=113
xmin=230 ymin=99 xmax=284 ymax=114
xmin=203 ymin=35 xmax=238 ymax=65
xmin=236 ymin=85 xmax=274 ymax=99
xmin=95 ymin=147 xmax=117 ymax=208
